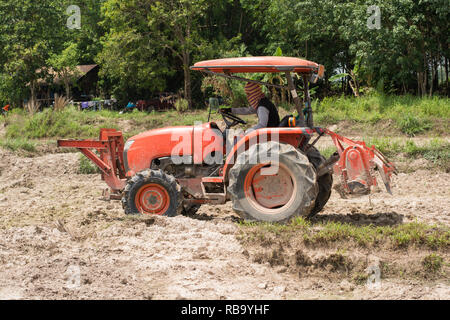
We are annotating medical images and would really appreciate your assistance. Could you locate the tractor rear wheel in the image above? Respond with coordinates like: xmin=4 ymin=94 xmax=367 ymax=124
xmin=122 ymin=169 xmax=182 ymax=216
xmin=306 ymin=146 xmax=333 ymax=217
xmin=228 ymin=142 xmax=318 ymax=223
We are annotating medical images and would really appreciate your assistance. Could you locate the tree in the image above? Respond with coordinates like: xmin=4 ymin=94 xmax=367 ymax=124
xmin=147 ymin=0 xmax=210 ymax=108
xmin=0 ymin=0 xmax=67 ymax=106
xmin=48 ymin=42 xmax=80 ymax=99
xmin=99 ymin=0 xmax=211 ymax=107
xmin=98 ymin=0 xmax=174 ymax=102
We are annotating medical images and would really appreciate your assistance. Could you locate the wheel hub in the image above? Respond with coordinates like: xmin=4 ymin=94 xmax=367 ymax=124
xmin=244 ymin=163 xmax=295 ymax=210
xmin=135 ymin=183 xmax=170 ymax=215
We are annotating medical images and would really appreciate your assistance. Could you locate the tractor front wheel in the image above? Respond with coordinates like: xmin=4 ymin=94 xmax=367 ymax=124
xmin=122 ymin=169 xmax=182 ymax=216
xmin=228 ymin=142 xmax=318 ymax=223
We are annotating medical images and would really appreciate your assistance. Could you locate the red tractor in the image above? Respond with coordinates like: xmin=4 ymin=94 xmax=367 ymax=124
xmin=58 ymin=57 xmax=397 ymax=222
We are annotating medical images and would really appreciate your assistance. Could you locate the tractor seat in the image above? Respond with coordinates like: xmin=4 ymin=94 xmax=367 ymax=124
xmin=210 ymin=122 xmax=221 ymax=131
xmin=278 ymin=115 xmax=293 ymax=127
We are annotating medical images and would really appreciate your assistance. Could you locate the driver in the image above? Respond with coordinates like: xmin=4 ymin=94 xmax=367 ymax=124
xmin=222 ymin=82 xmax=280 ymax=132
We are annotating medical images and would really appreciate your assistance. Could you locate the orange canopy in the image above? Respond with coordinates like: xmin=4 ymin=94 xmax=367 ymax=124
xmin=191 ymin=56 xmax=323 ymax=75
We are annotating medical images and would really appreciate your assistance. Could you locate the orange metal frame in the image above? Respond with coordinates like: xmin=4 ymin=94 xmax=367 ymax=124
xmin=57 ymin=128 xmax=127 ymax=191
xmin=325 ymin=129 xmax=397 ymax=194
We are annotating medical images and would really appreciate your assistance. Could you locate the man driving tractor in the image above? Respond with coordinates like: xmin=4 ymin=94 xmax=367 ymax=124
xmin=220 ymin=82 xmax=280 ymax=132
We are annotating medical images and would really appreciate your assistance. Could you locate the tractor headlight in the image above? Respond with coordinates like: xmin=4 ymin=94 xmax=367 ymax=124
xmin=123 ymin=139 xmax=134 ymax=172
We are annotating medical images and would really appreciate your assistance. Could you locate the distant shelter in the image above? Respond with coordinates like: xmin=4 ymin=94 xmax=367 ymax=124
xmin=35 ymin=64 xmax=99 ymax=106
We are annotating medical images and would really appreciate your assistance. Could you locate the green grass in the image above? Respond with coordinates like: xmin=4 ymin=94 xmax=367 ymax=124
xmin=422 ymin=253 xmax=444 ymax=273
xmin=5 ymin=107 xmax=119 ymax=139
xmin=0 ymin=137 xmax=36 ymax=152
xmin=396 ymin=114 xmax=433 ymax=136
xmin=3 ymin=106 xmax=216 ymax=141
xmin=317 ymin=137 xmax=450 ymax=171
xmin=363 ymin=137 xmax=450 ymax=170
xmin=238 ymin=218 xmax=450 ymax=250
xmin=314 ymin=94 xmax=449 ymax=135
xmin=3 ymin=94 xmax=448 ymax=141
xmin=318 ymin=146 xmax=337 ymax=159
xmin=78 ymin=154 xmax=99 ymax=174
xmin=1 ymin=94 xmax=448 ymax=163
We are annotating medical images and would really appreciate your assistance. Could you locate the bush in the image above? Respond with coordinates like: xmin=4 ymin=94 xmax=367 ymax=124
xmin=78 ymin=154 xmax=99 ymax=174
xmin=5 ymin=107 xmax=112 ymax=139
xmin=0 ymin=138 xmax=36 ymax=152
xmin=396 ymin=114 xmax=432 ymax=136
xmin=315 ymin=94 xmax=449 ymax=131
xmin=422 ymin=254 xmax=443 ymax=273
xmin=175 ymin=98 xmax=189 ymax=112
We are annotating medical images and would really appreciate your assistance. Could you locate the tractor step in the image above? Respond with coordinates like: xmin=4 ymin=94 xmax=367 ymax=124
xmin=201 ymin=177 xmax=226 ymax=204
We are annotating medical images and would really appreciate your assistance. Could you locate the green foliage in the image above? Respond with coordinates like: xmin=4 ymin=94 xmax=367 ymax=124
xmin=1 ymin=0 xmax=449 ymax=106
xmin=175 ymin=98 xmax=189 ymax=113
xmin=0 ymin=138 xmax=36 ymax=152
xmin=397 ymin=114 xmax=432 ymax=136
xmin=239 ymin=219 xmax=450 ymax=250
xmin=0 ymin=0 xmax=68 ymax=103
xmin=329 ymin=73 xmax=350 ymax=83
xmin=363 ymin=137 xmax=449 ymax=170
xmin=99 ymin=0 xmax=212 ymax=106
xmin=78 ymin=154 xmax=99 ymax=174
xmin=3 ymin=106 xmax=219 ymax=140
xmin=314 ymin=94 xmax=449 ymax=126
xmin=5 ymin=107 xmax=114 ymax=139
xmin=47 ymin=42 xmax=80 ymax=98
xmin=422 ymin=254 xmax=444 ymax=273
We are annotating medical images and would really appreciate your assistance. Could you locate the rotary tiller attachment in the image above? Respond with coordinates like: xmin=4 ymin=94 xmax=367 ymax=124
xmin=326 ymin=130 xmax=397 ymax=196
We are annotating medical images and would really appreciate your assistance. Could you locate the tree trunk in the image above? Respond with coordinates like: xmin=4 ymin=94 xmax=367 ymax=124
xmin=433 ymin=57 xmax=439 ymax=91
xmin=423 ymin=54 xmax=428 ymax=97
xmin=349 ymin=70 xmax=360 ymax=97
xmin=429 ymin=66 xmax=434 ymax=97
xmin=417 ymin=71 xmax=427 ymax=97
xmin=30 ymin=80 xmax=36 ymax=103
xmin=430 ymin=56 xmax=437 ymax=97
xmin=27 ymin=80 xmax=38 ymax=115
xmin=305 ymin=40 xmax=308 ymax=59
xmin=182 ymin=51 xmax=192 ymax=109
xmin=64 ymin=77 xmax=70 ymax=99
xmin=238 ymin=11 xmax=243 ymax=34
xmin=445 ymin=57 xmax=449 ymax=95
xmin=417 ymin=72 xmax=420 ymax=96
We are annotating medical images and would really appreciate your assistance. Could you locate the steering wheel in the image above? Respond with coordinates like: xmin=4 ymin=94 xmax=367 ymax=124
xmin=219 ymin=109 xmax=247 ymax=128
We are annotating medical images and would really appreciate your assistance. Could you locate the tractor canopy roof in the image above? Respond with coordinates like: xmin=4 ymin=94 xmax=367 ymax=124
xmin=191 ymin=56 xmax=324 ymax=76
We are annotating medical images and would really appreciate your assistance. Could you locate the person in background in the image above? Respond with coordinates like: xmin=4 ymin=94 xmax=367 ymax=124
xmin=119 ymin=101 xmax=137 ymax=114
xmin=2 ymin=104 xmax=10 ymax=117
xmin=126 ymin=101 xmax=136 ymax=111
xmin=220 ymin=82 xmax=280 ymax=132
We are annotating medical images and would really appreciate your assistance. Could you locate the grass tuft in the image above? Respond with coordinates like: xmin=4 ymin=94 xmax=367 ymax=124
xmin=0 ymin=138 xmax=36 ymax=152
xmin=422 ymin=253 xmax=444 ymax=273
xmin=238 ymin=219 xmax=450 ymax=251
xmin=78 ymin=154 xmax=99 ymax=174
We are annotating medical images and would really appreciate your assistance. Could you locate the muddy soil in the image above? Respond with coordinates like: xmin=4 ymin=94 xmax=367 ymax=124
xmin=0 ymin=148 xmax=448 ymax=299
